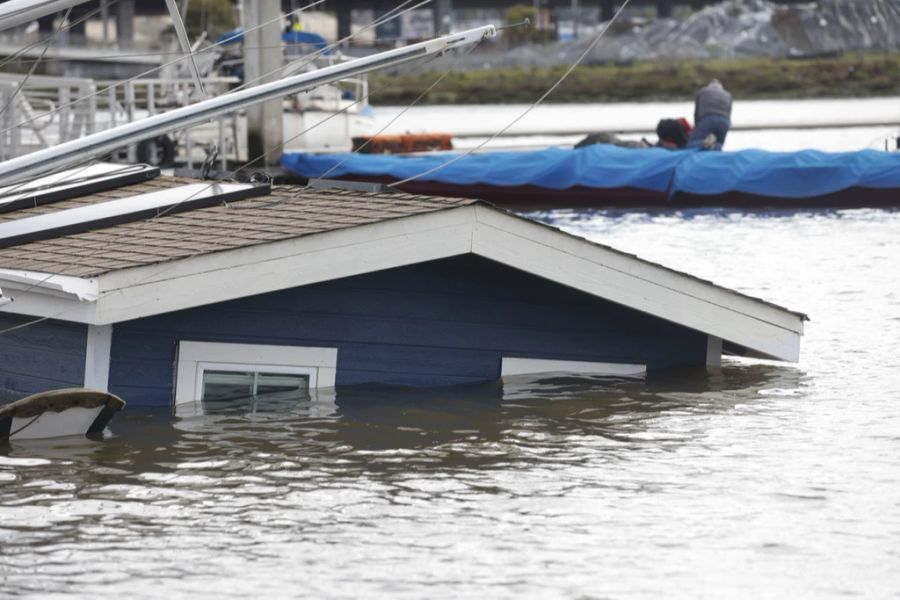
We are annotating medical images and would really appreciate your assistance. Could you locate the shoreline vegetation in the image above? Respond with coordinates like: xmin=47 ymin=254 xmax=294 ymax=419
xmin=369 ymin=52 xmax=900 ymax=104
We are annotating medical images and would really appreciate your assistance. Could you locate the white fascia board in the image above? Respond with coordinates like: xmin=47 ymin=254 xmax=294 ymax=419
xmin=92 ymin=206 xmax=478 ymax=324
xmin=0 ymin=269 xmax=98 ymax=301
xmin=0 ymin=290 xmax=96 ymax=323
xmin=0 ymin=269 xmax=98 ymax=323
xmin=0 ymin=204 xmax=804 ymax=364
xmin=471 ymin=206 xmax=803 ymax=362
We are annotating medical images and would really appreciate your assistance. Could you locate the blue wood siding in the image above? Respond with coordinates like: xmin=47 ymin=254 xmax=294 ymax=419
xmin=0 ymin=314 xmax=86 ymax=402
xmin=109 ymin=255 xmax=706 ymax=406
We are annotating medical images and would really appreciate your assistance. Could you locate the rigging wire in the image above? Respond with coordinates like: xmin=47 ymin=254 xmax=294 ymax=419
xmin=0 ymin=0 xmax=121 ymax=72
xmin=225 ymin=42 xmax=477 ymax=210
xmin=311 ymin=40 xmax=485 ymax=184
xmin=0 ymin=45 xmax=320 ymax=65
xmin=0 ymin=0 xmax=433 ymax=140
xmin=391 ymin=0 xmax=635 ymax=187
xmin=0 ymin=0 xmax=435 ymax=206
xmin=0 ymin=6 xmax=73 ymax=120
xmin=0 ymin=0 xmax=434 ymax=199
xmin=0 ymin=0 xmax=433 ymax=141
xmin=248 ymin=0 xmax=432 ymax=86
xmin=0 ymin=0 xmax=329 ymax=138
xmin=0 ymin=0 xmax=335 ymax=200
xmin=0 ymin=2 xmax=449 ymax=331
xmin=0 ymin=28 xmax=479 ymax=335
xmin=0 ymin=162 xmax=149 ymax=198
xmin=165 ymin=0 xmax=209 ymax=101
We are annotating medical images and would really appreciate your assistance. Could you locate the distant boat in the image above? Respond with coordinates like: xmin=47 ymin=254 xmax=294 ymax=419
xmin=282 ymin=144 xmax=900 ymax=209
xmin=0 ymin=389 xmax=125 ymax=441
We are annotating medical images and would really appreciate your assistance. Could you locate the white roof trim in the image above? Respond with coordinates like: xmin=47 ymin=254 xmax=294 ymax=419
xmin=0 ymin=268 xmax=99 ymax=323
xmin=0 ymin=269 xmax=99 ymax=301
xmin=0 ymin=204 xmax=804 ymax=361
xmin=471 ymin=206 xmax=803 ymax=361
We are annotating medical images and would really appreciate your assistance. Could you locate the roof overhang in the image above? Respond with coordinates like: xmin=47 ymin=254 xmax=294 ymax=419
xmin=0 ymin=204 xmax=805 ymax=361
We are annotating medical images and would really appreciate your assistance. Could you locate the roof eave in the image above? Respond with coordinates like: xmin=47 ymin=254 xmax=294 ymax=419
xmin=0 ymin=203 xmax=804 ymax=362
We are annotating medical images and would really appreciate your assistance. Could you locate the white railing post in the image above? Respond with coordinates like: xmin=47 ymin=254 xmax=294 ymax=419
xmin=147 ymin=82 xmax=156 ymax=116
xmin=9 ymin=88 xmax=20 ymax=157
xmin=107 ymin=86 xmax=117 ymax=128
xmin=125 ymin=82 xmax=136 ymax=162
xmin=87 ymin=83 xmax=97 ymax=135
xmin=58 ymin=86 xmax=70 ymax=143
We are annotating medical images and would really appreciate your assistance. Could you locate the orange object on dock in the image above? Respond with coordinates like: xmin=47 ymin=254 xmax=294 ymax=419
xmin=352 ymin=133 xmax=454 ymax=154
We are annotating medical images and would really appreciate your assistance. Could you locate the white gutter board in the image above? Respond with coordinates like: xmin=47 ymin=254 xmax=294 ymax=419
xmin=0 ymin=269 xmax=98 ymax=301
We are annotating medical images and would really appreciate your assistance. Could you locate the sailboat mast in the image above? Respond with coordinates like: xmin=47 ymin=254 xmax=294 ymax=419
xmin=0 ymin=25 xmax=497 ymax=186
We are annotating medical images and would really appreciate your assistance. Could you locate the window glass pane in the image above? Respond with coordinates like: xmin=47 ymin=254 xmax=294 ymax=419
xmin=202 ymin=370 xmax=255 ymax=402
xmin=201 ymin=369 xmax=311 ymax=412
xmin=255 ymin=372 xmax=310 ymax=396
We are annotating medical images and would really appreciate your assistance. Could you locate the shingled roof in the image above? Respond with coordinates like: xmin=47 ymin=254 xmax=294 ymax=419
xmin=0 ymin=177 xmax=476 ymax=277
xmin=0 ymin=170 xmax=805 ymax=362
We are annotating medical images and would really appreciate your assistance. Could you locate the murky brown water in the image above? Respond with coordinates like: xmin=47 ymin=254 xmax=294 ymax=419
xmin=2 ymin=207 xmax=899 ymax=598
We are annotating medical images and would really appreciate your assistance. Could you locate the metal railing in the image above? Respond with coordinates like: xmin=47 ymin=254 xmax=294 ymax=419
xmin=0 ymin=73 xmax=240 ymax=169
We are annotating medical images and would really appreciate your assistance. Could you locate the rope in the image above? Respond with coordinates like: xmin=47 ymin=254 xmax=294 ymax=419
xmin=0 ymin=45 xmax=314 ymax=65
xmin=0 ymin=6 xmax=73 ymax=120
xmin=311 ymin=37 xmax=485 ymax=184
xmin=1 ymin=412 xmax=42 ymax=442
xmin=0 ymin=2 xmax=451 ymax=333
xmin=0 ymin=0 xmax=328 ymax=138
xmin=0 ymin=0 xmax=121 ymax=71
xmin=392 ymin=0 xmax=635 ymax=187
xmin=225 ymin=42 xmax=471 ymax=209
xmin=0 ymin=0 xmax=433 ymax=199
xmin=0 ymin=0 xmax=434 ymax=140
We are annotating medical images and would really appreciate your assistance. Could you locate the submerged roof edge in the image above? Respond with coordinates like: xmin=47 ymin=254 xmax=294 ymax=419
xmin=0 ymin=202 xmax=804 ymax=361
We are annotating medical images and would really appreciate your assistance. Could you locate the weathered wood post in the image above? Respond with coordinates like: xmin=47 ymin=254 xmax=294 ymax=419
xmin=243 ymin=0 xmax=284 ymax=167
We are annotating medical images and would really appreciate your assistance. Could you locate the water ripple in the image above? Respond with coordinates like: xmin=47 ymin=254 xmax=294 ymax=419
xmin=3 ymin=208 xmax=900 ymax=598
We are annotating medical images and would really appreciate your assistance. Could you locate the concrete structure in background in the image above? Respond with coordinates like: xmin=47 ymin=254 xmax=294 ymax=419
xmin=12 ymin=0 xmax=817 ymax=48
xmin=242 ymin=0 xmax=284 ymax=166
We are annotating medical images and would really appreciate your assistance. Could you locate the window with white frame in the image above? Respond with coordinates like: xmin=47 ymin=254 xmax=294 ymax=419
xmin=174 ymin=341 xmax=338 ymax=414
xmin=500 ymin=357 xmax=646 ymax=379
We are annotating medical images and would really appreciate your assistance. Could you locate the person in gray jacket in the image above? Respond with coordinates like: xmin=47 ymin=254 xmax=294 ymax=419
xmin=687 ymin=79 xmax=732 ymax=150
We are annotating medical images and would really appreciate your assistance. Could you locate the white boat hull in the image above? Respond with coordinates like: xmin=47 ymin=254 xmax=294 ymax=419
xmin=0 ymin=388 xmax=126 ymax=441
xmin=9 ymin=406 xmax=105 ymax=440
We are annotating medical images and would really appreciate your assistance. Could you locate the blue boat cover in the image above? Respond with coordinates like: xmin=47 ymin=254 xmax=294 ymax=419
xmin=216 ymin=28 xmax=331 ymax=53
xmin=282 ymin=145 xmax=900 ymax=199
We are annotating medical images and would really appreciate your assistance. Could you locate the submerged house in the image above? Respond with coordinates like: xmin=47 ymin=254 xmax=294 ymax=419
xmin=0 ymin=164 xmax=806 ymax=413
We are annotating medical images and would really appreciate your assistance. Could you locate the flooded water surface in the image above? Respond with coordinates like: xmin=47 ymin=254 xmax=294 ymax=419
xmin=2 ymin=208 xmax=900 ymax=598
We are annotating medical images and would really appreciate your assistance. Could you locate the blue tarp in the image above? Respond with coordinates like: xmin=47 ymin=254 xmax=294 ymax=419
xmin=671 ymin=148 xmax=900 ymax=197
xmin=282 ymin=145 xmax=900 ymax=199
xmin=216 ymin=28 xmax=331 ymax=53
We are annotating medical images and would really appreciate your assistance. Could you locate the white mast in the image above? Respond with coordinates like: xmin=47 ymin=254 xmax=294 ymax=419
xmin=0 ymin=25 xmax=497 ymax=186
